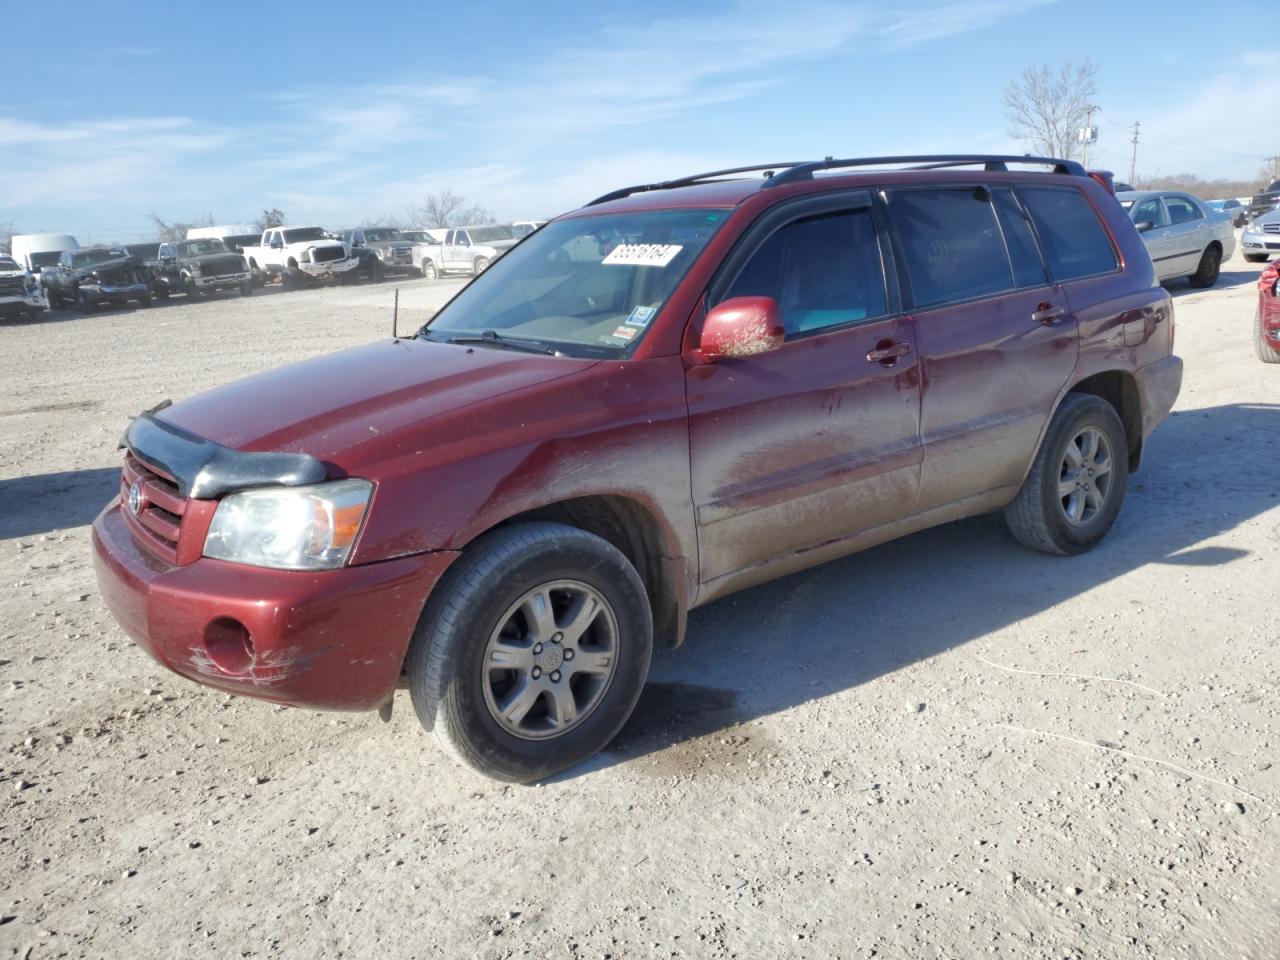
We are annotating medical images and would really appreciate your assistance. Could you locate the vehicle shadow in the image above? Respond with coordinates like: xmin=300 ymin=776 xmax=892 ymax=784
xmin=1165 ymin=269 xmax=1257 ymax=295
xmin=0 ymin=467 xmax=120 ymax=539
xmin=589 ymin=402 xmax=1280 ymax=776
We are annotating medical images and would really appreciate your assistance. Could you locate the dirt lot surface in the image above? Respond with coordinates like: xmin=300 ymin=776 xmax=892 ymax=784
xmin=2 ymin=255 xmax=1278 ymax=960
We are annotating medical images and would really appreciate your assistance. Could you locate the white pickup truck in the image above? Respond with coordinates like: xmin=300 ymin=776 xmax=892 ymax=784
xmin=411 ymin=228 xmax=501 ymax=280
xmin=240 ymin=226 xmax=358 ymax=286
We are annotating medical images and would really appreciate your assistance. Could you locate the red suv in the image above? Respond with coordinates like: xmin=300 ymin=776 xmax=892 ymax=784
xmin=93 ymin=155 xmax=1183 ymax=782
xmin=1256 ymin=260 xmax=1280 ymax=363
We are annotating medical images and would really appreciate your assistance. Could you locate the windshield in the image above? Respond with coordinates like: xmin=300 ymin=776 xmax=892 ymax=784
xmin=30 ymin=251 xmax=61 ymax=269
xmin=400 ymin=230 xmax=430 ymax=242
xmin=127 ymin=243 xmax=160 ymax=260
xmin=423 ymin=208 xmax=729 ymax=357
xmin=176 ymin=239 xmax=228 ymax=257
xmin=73 ymin=248 xmax=126 ymax=267
xmin=282 ymin=228 xmax=327 ymax=243
xmin=1206 ymin=200 xmax=1224 ymax=209
xmin=0 ymin=257 xmax=18 ymax=271
xmin=223 ymin=235 xmax=257 ymax=251
xmin=362 ymin=229 xmax=402 ymax=242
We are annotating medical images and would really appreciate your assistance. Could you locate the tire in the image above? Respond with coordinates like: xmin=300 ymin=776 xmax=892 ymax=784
xmin=75 ymin=289 xmax=92 ymax=313
xmin=155 ymin=282 xmax=169 ymax=301
xmin=281 ymin=268 xmax=302 ymax=291
xmin=1244 ymin=253 xmax=1268 ymax=263
xmin=138 ymin=292 xmax=152 ymax=308
xmin=369 ymin=259 xmax=385 ymax=282
xmin=406 ymin=522 xmax=653 ymax=783
xmin=1004 ymin=393 xmax=1129 ymax=556
xmin=421 ymin=259 xmax=438 ymax=281
xmin=1188 ymin=244 xmax=1221 ymax=288
xmin=240 ymin=280 xmax=253 ymax=297
xmin=473 ymin=256 xmax=490 ymax=275
xmin=1255 ymin=306 xmax=1280 ymax=364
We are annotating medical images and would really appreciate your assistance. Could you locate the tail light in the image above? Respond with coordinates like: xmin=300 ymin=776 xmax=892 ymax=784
xmin=1088 ymin=171 xmax=1116 ymax=195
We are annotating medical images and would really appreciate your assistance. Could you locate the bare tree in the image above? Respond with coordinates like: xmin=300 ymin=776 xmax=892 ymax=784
xmin=0 ymin=222 xmax=15 ymax=255
xmin=411 ymin=190 xmax=493 ymax=229
xmin=147 ymin=212 xmax=215 ymax=242
xmin=1133 ymin=172 xmax=1267 ymax=199
xmin=1003 ymin=59 xmax=1099 ymax=161
xmin=256 ymin=208 xmax=286 ymax=232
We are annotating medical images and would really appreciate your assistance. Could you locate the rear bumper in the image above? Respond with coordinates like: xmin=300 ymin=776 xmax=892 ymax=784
xmin=92 ymin=502 xmax=458 ymax=711
xmin=1135 ymin=355 xmax=1182 ymax=439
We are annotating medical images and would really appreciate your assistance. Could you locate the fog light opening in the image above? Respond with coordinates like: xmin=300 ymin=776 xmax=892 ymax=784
xmin=204 ymin=617 xmax=255 ymax=675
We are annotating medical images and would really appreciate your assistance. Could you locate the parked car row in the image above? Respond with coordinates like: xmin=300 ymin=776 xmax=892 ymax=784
xmin=2 ymin=218 xmax=548 ymax=319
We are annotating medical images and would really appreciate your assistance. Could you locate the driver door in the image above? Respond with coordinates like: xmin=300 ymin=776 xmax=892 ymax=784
xmin=685 ymin=193 xmax=923 ymax=588
xmin=1132 ymin=196 xmax=1175 ymax=279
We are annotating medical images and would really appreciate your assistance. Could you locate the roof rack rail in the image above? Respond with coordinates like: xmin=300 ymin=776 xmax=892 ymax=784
xmin=587 ymin=162 xmax=807 ymax=206
xmin=761 ymin=154 xmax=1086 ymax=189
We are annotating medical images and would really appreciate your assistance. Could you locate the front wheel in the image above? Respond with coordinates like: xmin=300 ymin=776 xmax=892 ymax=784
xmin=240 ymin=280 xmax=253 ymax=297
xmin=1188 ymin=245 xmax=1221 ymax=288
xmin=1004 ymin=394 xmax=1129 ymax=556
xmin=406 ymin=522 xmax=653 ymax=783
xmin=1256 ymin=307 xmax=1280 ymax=364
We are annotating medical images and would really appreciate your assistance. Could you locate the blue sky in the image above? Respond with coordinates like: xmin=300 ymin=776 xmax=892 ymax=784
xmin=1 ymin=0 xmax=1274 ymax=243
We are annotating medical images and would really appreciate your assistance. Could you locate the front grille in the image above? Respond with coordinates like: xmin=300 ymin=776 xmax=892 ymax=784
xmin=0 ymin=276 xmax=26 ymax=296
xmin=98 ymin=266 xmax=138 ymax=285
xmin=121 ymin=454 xmax=187 ymax=563
xmin=198 ymin=254 xmax=247 ymax=277
xmin=1264 ymin=224 xmax=1280 ymax=235
xmin=311 ymin=246 xmax=345 ymax=264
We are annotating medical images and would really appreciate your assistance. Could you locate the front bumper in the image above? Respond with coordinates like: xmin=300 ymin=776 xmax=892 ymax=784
xmin=80 ymin=282 xmax=149 ymax=304
xmin=1135 ymin=354 xmax=1183 ymax=439
xmin=1241 ymin=231 xmax=1280 ymax=255
xmin=92 ymin=502 xmax=457 ymax=711
xmin=299 ymin=258 xmax=359 ymax=278
xmin=193 ymin=271 xmax=251 ymax=289
xmin=0 ymin=293 xmax=44 ymax=315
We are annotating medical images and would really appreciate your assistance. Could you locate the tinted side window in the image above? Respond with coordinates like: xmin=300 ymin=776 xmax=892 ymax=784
xmin=992 ymin=189 xmax=1048 ymax=288
xmin=723 ymin=208 xmax=888 ymax=337
xmin=1166 ymin=196 xmax=1201 ymax=224
xmin=888 ymin=188 xmax=1014 ymax=308
xmin=1018 ymin=187 xmax=1119 ymax=281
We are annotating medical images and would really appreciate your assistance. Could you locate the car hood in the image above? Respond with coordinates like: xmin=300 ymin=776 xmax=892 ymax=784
xmin=1249 ymin=208 xmax=1280 ymax=228
xmin=158 ymin=338 xmax=598 ymax=474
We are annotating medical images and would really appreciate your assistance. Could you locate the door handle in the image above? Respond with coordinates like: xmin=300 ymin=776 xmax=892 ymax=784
xmin=1032 ymin=303 xmax=1065 ymax=326
xmin=866 ymin=341 xmax=912 ymax=365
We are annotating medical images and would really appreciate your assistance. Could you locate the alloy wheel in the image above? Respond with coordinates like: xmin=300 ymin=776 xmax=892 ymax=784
xmin=1057 ymin=426 xmax=1114 ymax=526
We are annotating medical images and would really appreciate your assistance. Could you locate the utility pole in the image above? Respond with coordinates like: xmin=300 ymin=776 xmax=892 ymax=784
xmin=1080 ymin=104 xmax=1098 ymax=167
xmin=1128 ymin=121 xmax=1141 ymax=185
xmin=1268 ymin=155 xmax=1280 ymax=182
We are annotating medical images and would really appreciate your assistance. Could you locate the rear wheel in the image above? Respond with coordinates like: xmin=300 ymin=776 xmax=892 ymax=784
xmin=1004 ymin=394 xmax=1129 ymax=556
xmin=473 ymin=256 xmax=490 ymax=274
xmin=1255 ymin=306 xmax=1280 ymax=364
xmin=421 ymin=259 xmax=438 ymax=280
xmin=1188 ymin=244 xmax=1221 ymax=288
xmin=406 ymin=522 xmax=653 ymax=783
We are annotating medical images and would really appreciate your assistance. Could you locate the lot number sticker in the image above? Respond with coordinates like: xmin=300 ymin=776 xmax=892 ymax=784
xmin=602 ymin=244 xmax=683 ymax=267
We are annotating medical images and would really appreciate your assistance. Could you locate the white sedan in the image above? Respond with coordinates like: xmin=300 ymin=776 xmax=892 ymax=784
xmin=1116 ymin=190 xmax=1236 ymax=287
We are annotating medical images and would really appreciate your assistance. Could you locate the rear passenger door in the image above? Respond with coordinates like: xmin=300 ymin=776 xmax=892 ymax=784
xmin=1162 ymin=194 xmax=1206 ymax=277
xmin=686 ymin=192 xmax=922 ymax=585
xmin=884 ymin=184 xmax=1079 ymax=512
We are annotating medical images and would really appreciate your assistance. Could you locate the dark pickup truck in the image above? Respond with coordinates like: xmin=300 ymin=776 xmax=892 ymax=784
xmin=1247 ymin=179 xmax=1280 ymax=222
xmin=43 ymin=247 xmax=151 ymax=310
xmin=152 ymin=238 xmax=253 ymax=300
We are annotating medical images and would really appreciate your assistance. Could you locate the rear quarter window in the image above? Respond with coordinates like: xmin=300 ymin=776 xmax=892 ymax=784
xmin=1017 ymin=187 xmax=1118 ymax=282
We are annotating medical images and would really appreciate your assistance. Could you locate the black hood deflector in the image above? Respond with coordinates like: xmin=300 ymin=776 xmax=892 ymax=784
xmin=125 ymin=412 xmax=327 ymax=499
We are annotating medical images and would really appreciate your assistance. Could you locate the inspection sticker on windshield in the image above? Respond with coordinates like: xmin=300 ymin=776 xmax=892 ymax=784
xmin=626 ymin=305 xmax=657 ymax=327
xmin=603 ymin=324 xmax=639 ymax=344
xmin=602 ymin=244 xmax=683 ymax=267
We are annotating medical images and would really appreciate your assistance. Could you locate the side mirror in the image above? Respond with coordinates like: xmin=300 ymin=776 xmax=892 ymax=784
xmin=1135 ymin=221 xmax=1155 ymax=233
xmin=698 ymin=296 xmax=785 ymax=361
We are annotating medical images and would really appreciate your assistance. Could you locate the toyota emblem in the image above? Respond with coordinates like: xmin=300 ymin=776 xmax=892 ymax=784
xmin=127 ymin=481 xmax=143 ymax=516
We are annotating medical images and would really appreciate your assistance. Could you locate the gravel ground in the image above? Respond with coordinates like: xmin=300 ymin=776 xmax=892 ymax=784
xmin=1 ymin=255 xmax=1278 ymax=960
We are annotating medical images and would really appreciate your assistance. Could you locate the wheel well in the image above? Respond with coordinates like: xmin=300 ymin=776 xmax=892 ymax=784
xmin=483 ymin=495 xmax=683 ymax=647
xmin=1068 ymin=371 xmax=1143 ymax=470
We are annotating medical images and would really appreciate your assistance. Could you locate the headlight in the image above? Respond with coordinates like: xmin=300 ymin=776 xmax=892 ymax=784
xmin=375 ymin=247 xmax=390 ymax=259
xmin=203 ymin=479 xmax=373 ymax=570
xmin=189 ymin=262 xmax=203 ymax=276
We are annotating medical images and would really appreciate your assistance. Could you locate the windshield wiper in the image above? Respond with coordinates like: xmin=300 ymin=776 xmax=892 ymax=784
xmin=446 ymin=330 xmax=559 ymax=356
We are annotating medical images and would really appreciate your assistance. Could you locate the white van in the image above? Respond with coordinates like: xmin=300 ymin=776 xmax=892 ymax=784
xmin=9 ymin=233 xmax=79 ymax=274
xmin=186 ymin=224 xmax=260 ymax=253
